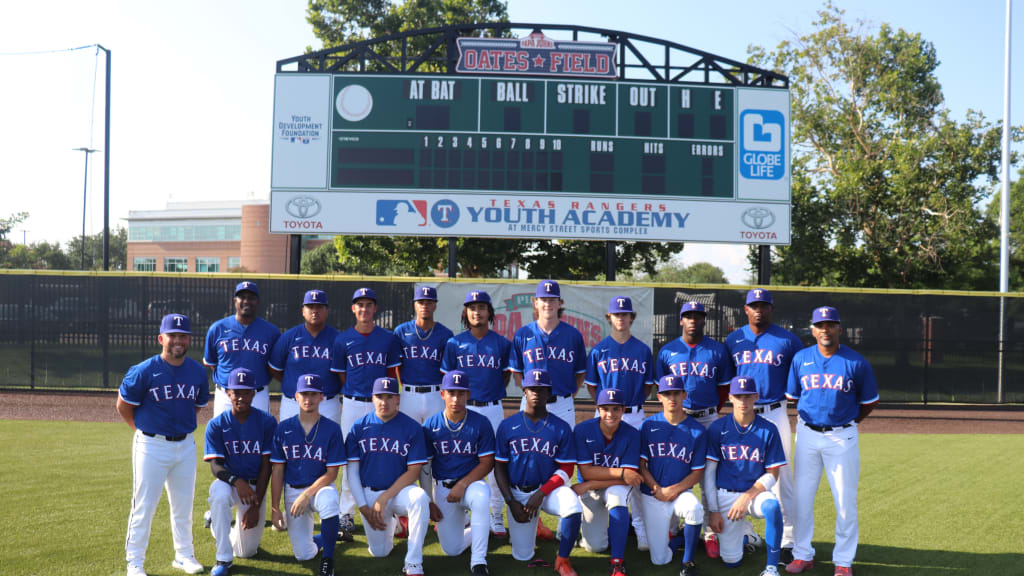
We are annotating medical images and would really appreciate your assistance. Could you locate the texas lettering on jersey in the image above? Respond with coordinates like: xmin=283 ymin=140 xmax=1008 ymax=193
xmin=454 ymin=353 xmax=503 ymax=370
xmin=720 ymin=444 xmax=765 ymax=463
xmin=358 ymin=437 xmax=412 ymax=456
xmin=798 ymin=373 xmax=853 ymax=393
xmin=291 ymin=344 xmax=330 ymax=360
xmin=218 ymin=338 xmax=270 ymax=356
xmin=148 ymin=383 xmax=202 ymax=402
xmin=279 ymin=443 xmax=326 ymax=462
xmin=432 ymin=438 xmax=479 ymax=456
xmin=666 ymin=361 xmax=719 ymax=379
xmin=645 ymin=440 xmax=697 ymax=464
xmin=347 ymin=350 xmax=389 ymax=368
xmin=522 ymin=345 xmax=576 ymax=365
xmin=508 ymin=436 xmax=560 ymax=458
xmin=402 ymin=344 xmax=442 ymax=362
xmin=732 ymin=349 xmax=786 ymax=368
xmin=595 ymin=356 xmax=648 ymax=375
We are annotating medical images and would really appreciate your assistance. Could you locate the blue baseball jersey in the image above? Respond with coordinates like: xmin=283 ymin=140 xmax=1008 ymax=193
xmin=203 ymin=316 xmax=280 ymax=389
xmin=574 ymin=417 xmax=640 ymax=471
xmin=346 ymin=411 xmax=428 ymax=490
xmin=270 ymin=415 xmax=346 ymax=487
xmin=394 ymin=320 xmax=453 ymax=386
xmin=204 ymin=408 xmax=277 ymax=479
xmin=440 ymin=330 xmax=512 ymax=403
xmin=330 ymin=326 xmax=403 ymax=398
xmin=655 ymin=336 xmax=733 ymax=410
xmin=423 ymin=410 xmax=496 ymax=481
xmin=706 ymin=415 xmax=786 ymax=493
xmin=268 ymin=324 xmax=341 ymax=398
xmin=509 ymin=321 xmax=586 ymax=397
xmin=786 ymin=344 xmax=879 ymax=428
xmin=725 ymin=325 xmax=803 ymax=404
xmin=494 ymin=412 xmax=574 ymax=488
xmin=119 ymin=354 xmax=210 ymax=437
xmin=639 ymin=412 xmax=707 ymax=496
xmin=585 ymin=336 xmax=654 ymax=408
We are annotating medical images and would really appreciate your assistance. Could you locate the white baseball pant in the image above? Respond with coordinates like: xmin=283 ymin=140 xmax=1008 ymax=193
xmin=715 ymin=489 xmax=779 ymax=565
xmin=578 ymin=484 xmax=634 ymax=553
xmin=213 ymin=386 xmax=270 ymax=417
xmin=640 ymin=490 xmax=703 ymax=565
xmin=434 ymin=480 xmax=491 ymax=567
xmin=279 ymin=394 xmax=341 ymax=426
xmin=358 ymin=485 xmax=430 ymax=566
xmin=282 ymin=484 xmax=341 ymax=561
xmin=467 ymin=402 xmax=506 ymax=518
xmin=507 ymin=486 xmax=583 ymax=561
xmin=591 ymin=406 xmax=647 ymax=538
xmin=690 ymin=408 xmax=722 ymax=537
xmin=756 ymin=401 xmax=794 ymax=547
xmin=338 ymin=397 xmax=375 ymax=517
xmin=519 ymin=394 xmax=576 ymax=429
xmin=207 ymin=480 xmax=266 ymax=562
xmin=399 ymin=388 xmax=444 ymax=424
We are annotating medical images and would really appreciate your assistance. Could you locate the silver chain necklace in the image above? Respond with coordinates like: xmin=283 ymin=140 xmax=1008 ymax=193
xmin=415 ymin=322 xmax=435 ymax=341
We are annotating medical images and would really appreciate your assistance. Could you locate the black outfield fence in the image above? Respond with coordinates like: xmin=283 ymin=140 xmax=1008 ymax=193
xmin=1 ymin=271 xmax=1021 ymax=404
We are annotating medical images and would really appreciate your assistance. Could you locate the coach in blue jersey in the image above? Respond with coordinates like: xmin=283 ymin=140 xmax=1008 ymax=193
xmin=510 ymin=280 xmax=586 ymax=429
xmin=204 ymin=281 xmax=280 ymax=416
xmin=784 ymin=307 xmax=878 ymax=576
xmin=440 ymin=289 xmax=512 ymax=537
xmin=495 ymin=369 xmax=583 ymax=576
xmin=117 ymin=314 xmax=209 ymax=576
xmin=423 ymin=371 xmax=495 ymax=576
xmin=346 ymin=377 xmax=430 ymax=576
xmin=638 ymin=374 xmax=706 ymax=575
xmin=204 ymin=368 xmax=277 ymax=576
xmin=270 ymin=374 xmax=344 ymax=576
xmin=725 ymin=288 xmax=803 ymax=563
xmin=270 ymin=290 xmax=342 ymax=425
xmin=396 ymin=285 xmax=453 ymax=424
xmin=706 ymin=376 xmax=786 ymax=576
xmin=573 ymin=388 xmax=642 ymax=576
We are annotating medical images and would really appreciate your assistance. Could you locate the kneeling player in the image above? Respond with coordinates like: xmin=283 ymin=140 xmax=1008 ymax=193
xmin=706 ymin=376 xmax=786 ymax=576
xmin=573 ymin=388 xmax=642 ymax=575
xmin=270 ymin=374 xmax=344 ymax=576
xmin=204 ymin=368 xmax=277 ymax=576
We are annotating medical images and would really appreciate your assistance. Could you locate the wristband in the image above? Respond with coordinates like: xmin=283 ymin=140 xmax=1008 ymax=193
xmin=619 ymin=469 xmax=625 ymax=480
xmin=227 ymin=474 xmax=239 ymax=487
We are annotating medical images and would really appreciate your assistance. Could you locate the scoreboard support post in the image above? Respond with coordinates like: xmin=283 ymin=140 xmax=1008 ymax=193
xmin=757 ymin=245 xmax=771 ymax=285
xmin=448 ymin=237 xmax=458 ymax=278
xmin=605 ymin=241 xmax=616 ymax=281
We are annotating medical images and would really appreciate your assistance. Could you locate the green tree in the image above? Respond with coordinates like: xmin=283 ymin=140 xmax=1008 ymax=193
xmin=64 ymin=226 xmax=128 ymax=270
xmin=749 ymin=3 xmax=1009 ymax=289
xmin=0 ymin=212 xmax=28 ymax=267
xmin=986 ymin=168 xmax=1024 ymax=290
xmin=630 ymin=261 xmax=728 ymax=285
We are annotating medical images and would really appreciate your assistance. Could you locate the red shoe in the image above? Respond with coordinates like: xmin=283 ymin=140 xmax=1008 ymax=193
xmin=834 ymin=566 xmax=852 ymax=576
xmin=553 ymin=556 xmax=577 ymax=576
xmin=785 ymin=559 xmax=815 ymax=574
xmin=537 ymin=520 xmax=555 ymax=541
xmin=395 ymin=515 xmax=409 ymax=539
xmin=704 ymin=533 xmax=720 ymax=559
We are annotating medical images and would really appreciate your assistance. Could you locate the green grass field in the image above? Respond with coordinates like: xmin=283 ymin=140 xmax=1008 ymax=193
xmin=1 ymin=421 xmax=1021 ymax=576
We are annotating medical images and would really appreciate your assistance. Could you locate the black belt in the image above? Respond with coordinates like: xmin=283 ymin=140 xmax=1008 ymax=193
xmin=468 ymin=399 xmax=501 ymax=407
xmin=219 ymin=385 xmax=265 ymax=393
xmin=439 ymin=479 xmax=460 ymax=489
xmin=625 ymin=405 xmax=644 ymax=413
xmin=142 ymin=432 xmax=186 ymax=442
xmin=404 ymin=385 xmax=440 ymax=393
xmin=686 ymin=407 xmax=717 ymax=418
xmin=804 ymin=422 xmax=854 ymax=432
xmin=754 ymin=402 xmax=783 ymax=414
xmin=289 ymin=483 xmax=311 ymax=489
xmin=287 ymin=394 xmax=337 ymax=401
xmin=366 ymin=485 xmax=389 ymax=491
xmin=546 ymin=395 xmax=570 ymax=404
xmin=513 ymin=484 xmax=540 ymax=492
xmin=343 ymin=394 xmax=371 ymax=402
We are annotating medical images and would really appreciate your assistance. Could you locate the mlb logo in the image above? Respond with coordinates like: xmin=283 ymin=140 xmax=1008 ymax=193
xmin=739 ymin=109 xmax=785 ymax=180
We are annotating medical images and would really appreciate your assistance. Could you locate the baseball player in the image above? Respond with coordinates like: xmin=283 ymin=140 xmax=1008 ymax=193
xmin=494 ymin=368 xmax=583 ymax=576
xmin=573 ymin=388 xmax=642 ymax=576
xmin=654 ymin=300 xmax=733 ymax=557
xmin=269 ymin=289 xmax=342 ymax=424
xmin=784 ymin=306 xmax=878 ymax=576
xmin=510 ymin=280 xmax=586 ymax=429
xmin=440 ymin=289 xmax=512 ymax=538
xmin=346 ymin=377 xmax=430 ymax=576
xmin=330 ymin=287 xmax=403 ymax=538
xmin=422 ymin=370 xmax=496 ymax=576
xmin=638 ymin=374 xmax=706 ymax=576
xmin=116 ymin=313 xmax=209 ymax=576
xmin=203 ymin=367 xmax=277 ymax=576
xmin=705 ymin=376 xmax=786 ymax=576
xmin=269 ymin=374 xmax=344 ymax=576
xmin=204 ymin=281 xmax=280 ymax=415
xmin=395 ymin=286 xmax=453 ymax=423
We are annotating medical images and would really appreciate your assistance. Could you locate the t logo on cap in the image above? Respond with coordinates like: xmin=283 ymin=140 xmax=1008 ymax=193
xmin=607 ymin=389 xmax=617 ymax=400
xmin=471 ymin=292 xmax=479 ymax=300
xmin=533 ymin=370 xmax=542 ymax=380
xmin=174 ymin=316 xmax=183 ymax=326
xmin=617 ymin=298 xmax=626 ymax=308
xmin=544 ymin=283 xmax=554 ymax=293
xmin=360 ymin=289 xmax=368 ymax=296
xmin=304 ymin=375 xmax=314 ymax=385
xmin=452 ymin=373 xmax=462 ymax=385
xmin=422 ymin=287 xmax=430 ymax=296
xmin=238 ymin=372 xmax=246 ymax=383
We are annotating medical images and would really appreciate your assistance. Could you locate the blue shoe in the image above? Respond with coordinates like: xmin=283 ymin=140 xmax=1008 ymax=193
xmin=211 ymin=561 xmax=232 ymax=576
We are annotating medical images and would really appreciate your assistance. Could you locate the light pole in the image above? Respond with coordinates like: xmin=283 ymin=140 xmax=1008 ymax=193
xmin=73 ymin=146 xmax=98 ymax=269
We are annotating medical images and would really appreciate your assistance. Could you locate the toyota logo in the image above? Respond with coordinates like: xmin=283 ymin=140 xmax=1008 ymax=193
xmin=741 ymin=207 xmax=775 ymax=230
xmin=286 ymin=197 xmax=322 ymax=219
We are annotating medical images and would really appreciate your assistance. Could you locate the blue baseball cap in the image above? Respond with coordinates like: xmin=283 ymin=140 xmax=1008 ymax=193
xmin=608 ymin=296 xmax=634 ymax=314
xmin=352 ymin=287 xmax=376 ymax=302
xmin=372 ymin=377 xmax=400 ymax=395
xmin=729 ymin=375 xmax=758 ymax=395
xmin=303 ymin=289 xmax=328 ymax=306
xmin=596 ymin=388 xmax=625 ymax=406
xmin=160 ymin=313 xmax=191 ymax=335
xmin=464 ymin=290 xmax=491 ymax=305
xmin=657 ymin=374 xmax=685 ymax=393
xmin=295 ymin=373 xmax=323 ymax=394
xmin=414 ymin=286 xmax=437 ymax=301
xmin=812 ymin=306 xmax=840 ymax=324
xmin=441 ymin=370 xmax=470 ymax=391
xmin=523 ymin=368 xmax=552 ymax=388
xmin=536 ymin=280 xmax=561 ymax=298
xmin=746 ymin=288 xmax=773 ymax=305
xmin=679 ymin=301 xmax=706 ymax=316
xmin=225 ymin=367 xmax=257 ymax=390
xmin=235 ymin=281 xmax=259 ymax=297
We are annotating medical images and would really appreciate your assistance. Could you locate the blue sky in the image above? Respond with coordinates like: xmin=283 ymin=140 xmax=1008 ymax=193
xmin=0 ymin=0 xmax=1019 ymax=282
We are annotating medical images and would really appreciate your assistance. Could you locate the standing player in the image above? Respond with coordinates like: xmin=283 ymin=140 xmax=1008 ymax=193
xmin=724 ymin=288 xmax=804 ymax=563
xmin=510 ymin=280 xmax=586 ymax=429
xmin=269 ymin=374 xmax=344 ymax=576
xmin=395 ymin=286 xmax=453 ymax=423
xmin=573 ymin=388 xmax=642 ymax=576
xmin=346 ymin=377 xmax=430 ymax=576
xmin=423 ymin=370 xmax=495 ymax=576
xmin=585 ymin=295 xmax=654 ymax=430
xmin=784 ymin=307 xmax=878 ymax=576
xmin=494 ymin=369 xmax=583 ymax=576
xmin=655 ymin=300 xmax=732 ymax=557
xmin=705 ymin=376 xmax=787 ymax=576
xmin=330 ymin=287 xmax=403 ymax=538
xmin=204 ymin=281 xmax=280 ymax=415
xmin=116 ymin=314 xmax=209 ymax=576
xmin=441 ymin=289 xmax=512 ymax=538
xmin=639 ymin=375 xmax=706 ymax=576
xmin=203 ymin=368 xmax=277 ymax=576
xmin=270 ymin=290 xmax=342 ymax=424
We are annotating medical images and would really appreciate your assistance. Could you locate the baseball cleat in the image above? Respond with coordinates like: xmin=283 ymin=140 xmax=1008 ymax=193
xmin=834 ymin=567 xmax=852 ymax=576
xmin=609 ymin=560 xmax=627 ymax=575
xmin=337 ymin=513 xmax=355 ymax=541
xmin=679 ymin=561 xmax=700 ymax=576
xmin=471 ymin=564 xmax=490 ymax=576
xmin=489 ymin=512 xmax=508 ymax=538
xmin=394 ymin=515 xmax=410 ymax=538
xmin=211 ymin=561 xmax=233 ymax=576
xmin=744 ymin=529 xmax=763 ymax=553
xmin=536 ymin=520 xmax=556 ymax=541
xmin=779 ymin=548 xmax=795 ymax=566
xmin=318 ymin=556 xmax=334 ymax=576
xmin=403 ymin=562 xmax=425 ymax=576
xmin=703 ymin=534 xmax=720 ymax=559
xmin=785 ymin=559 xmax=815 ymax=573
xmin=203 ymin=510 xmax=212 ymax=529
xmin=760 ymin=567 xmax=781 ymax=576
xmin=636 ymin=527 xmax=649 ymax=551
xmin=553 ymin=556 xmax=578 ymax=576
xmin=127 ymin=563 xmax=148 ymax=576
xmin=171 ymin=555 xmax=204 ymax=574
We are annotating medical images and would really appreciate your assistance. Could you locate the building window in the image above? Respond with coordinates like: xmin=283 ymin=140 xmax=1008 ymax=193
xmin=228 ymin=257 xmax=241 ymax=270
xmin=196 ymin=257 xmax=220 ymax=273
xmin=129 ymin=223 xmax=242 ymax=242
xmin=133 ymin=257 xmax=156 ymax=272
xmin=164 ymin=257 xmax=188 ymax=272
